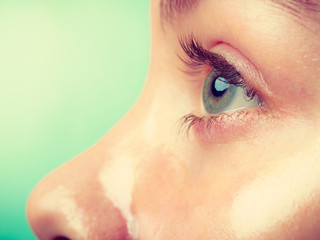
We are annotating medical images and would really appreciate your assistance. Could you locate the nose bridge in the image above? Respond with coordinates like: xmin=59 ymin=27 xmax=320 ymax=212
xmin=27 ymin=122 xmax=143 ymax=240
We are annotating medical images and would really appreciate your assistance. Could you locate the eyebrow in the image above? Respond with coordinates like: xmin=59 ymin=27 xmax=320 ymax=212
xmin=160 ymin=0 xmax=200 ymax=24
xmin=160 ymin=0 xmax=199 ymax=25
xmin=160 ymin=0 xmax=320 ymax=25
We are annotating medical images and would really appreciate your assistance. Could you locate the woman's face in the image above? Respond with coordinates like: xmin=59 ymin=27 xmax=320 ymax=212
xmin=27 ymin=0 xmax=320 ymax=239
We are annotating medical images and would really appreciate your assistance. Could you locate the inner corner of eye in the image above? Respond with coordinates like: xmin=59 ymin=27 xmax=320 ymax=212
xmin=204 ymin=65 xmax=213 ymax=74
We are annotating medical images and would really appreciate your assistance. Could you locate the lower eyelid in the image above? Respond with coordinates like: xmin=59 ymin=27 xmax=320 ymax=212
xmin=180 ymin=107 xmax=270 ymax=144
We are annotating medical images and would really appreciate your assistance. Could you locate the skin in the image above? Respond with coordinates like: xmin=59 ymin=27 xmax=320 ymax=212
xmin=27 ymin=0 xmax=320 ymax=239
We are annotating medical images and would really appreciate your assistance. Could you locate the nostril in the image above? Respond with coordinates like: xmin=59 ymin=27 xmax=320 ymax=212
xmin=53 ymin=237 xmax=71 ymax=240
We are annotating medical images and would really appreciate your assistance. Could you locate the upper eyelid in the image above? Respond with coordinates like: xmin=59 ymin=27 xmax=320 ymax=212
xmin=212 ymin=44 xmax=272 ymax=97
xmin=177 ymin=35 xmax=276 ymax=101
xmin=178 ymin=34 xmax=244 ymax=81
xmin=178 ymin=36 xmax=272 ymax=98
xmin=178 ymin=35 xmax=248 ymax=87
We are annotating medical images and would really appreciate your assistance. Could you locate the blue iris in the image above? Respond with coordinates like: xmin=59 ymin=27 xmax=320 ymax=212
xmin=202 ymin=70 xmax=236 ymax=114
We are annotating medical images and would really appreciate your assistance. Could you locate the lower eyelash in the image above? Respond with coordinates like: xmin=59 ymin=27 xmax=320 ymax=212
xmin=179 ymin=107 xmax=269 ymax=141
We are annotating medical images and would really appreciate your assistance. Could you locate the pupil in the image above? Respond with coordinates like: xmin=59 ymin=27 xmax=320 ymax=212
xmin=211 ymin=77 xmax=229 ymax=97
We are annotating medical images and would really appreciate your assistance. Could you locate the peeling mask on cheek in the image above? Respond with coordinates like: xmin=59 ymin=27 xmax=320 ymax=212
xmin=99 ymin=156 xmax=139 ymax=239
xmin=230 ymin=143 xmax=320 ymax=239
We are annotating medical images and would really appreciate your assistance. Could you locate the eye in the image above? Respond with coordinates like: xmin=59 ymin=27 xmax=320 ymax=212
xmin=202 ymin=68 xmax=261 ymax=114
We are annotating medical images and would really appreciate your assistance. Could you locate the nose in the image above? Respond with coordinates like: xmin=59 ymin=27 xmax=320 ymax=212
xmin=26 ymin=132 xmax=137 ymax=240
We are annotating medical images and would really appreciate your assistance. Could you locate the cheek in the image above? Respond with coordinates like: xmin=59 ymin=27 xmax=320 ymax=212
xmin=229 ymin=145 xmax=320 ymax=240
xmin=130 ymin=135 xmax=320 ymax=240
xmin=131 ymin=144 xmax=243 ymax=239
xmin=132 ymin=146 xmax=214 ymax=239
xmin=132 ymin=147 xmax=190 ymax=238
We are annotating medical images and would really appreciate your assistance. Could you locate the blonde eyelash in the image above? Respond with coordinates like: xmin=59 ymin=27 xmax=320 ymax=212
xmin=178 ymin=106 xmax=269 ymax=139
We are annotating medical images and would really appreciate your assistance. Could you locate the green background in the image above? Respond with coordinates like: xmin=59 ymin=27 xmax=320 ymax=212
xmin=0 ymin=1 xmax=149 ymax=239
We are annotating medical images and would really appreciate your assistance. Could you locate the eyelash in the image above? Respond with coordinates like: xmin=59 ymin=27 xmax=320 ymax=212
xmin=178 ymin=35 xmax=256 ymax=99
xmin=178 ymin=35 xmax=264 ymax=139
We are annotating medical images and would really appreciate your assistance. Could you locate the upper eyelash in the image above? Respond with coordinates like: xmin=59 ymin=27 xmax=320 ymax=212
xmin=178 ymin=34 xmax=256 ymax=99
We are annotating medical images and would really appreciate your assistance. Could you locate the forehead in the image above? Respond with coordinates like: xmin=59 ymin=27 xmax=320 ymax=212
xmin=160 ymin=0 xmax=320 ymax=26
